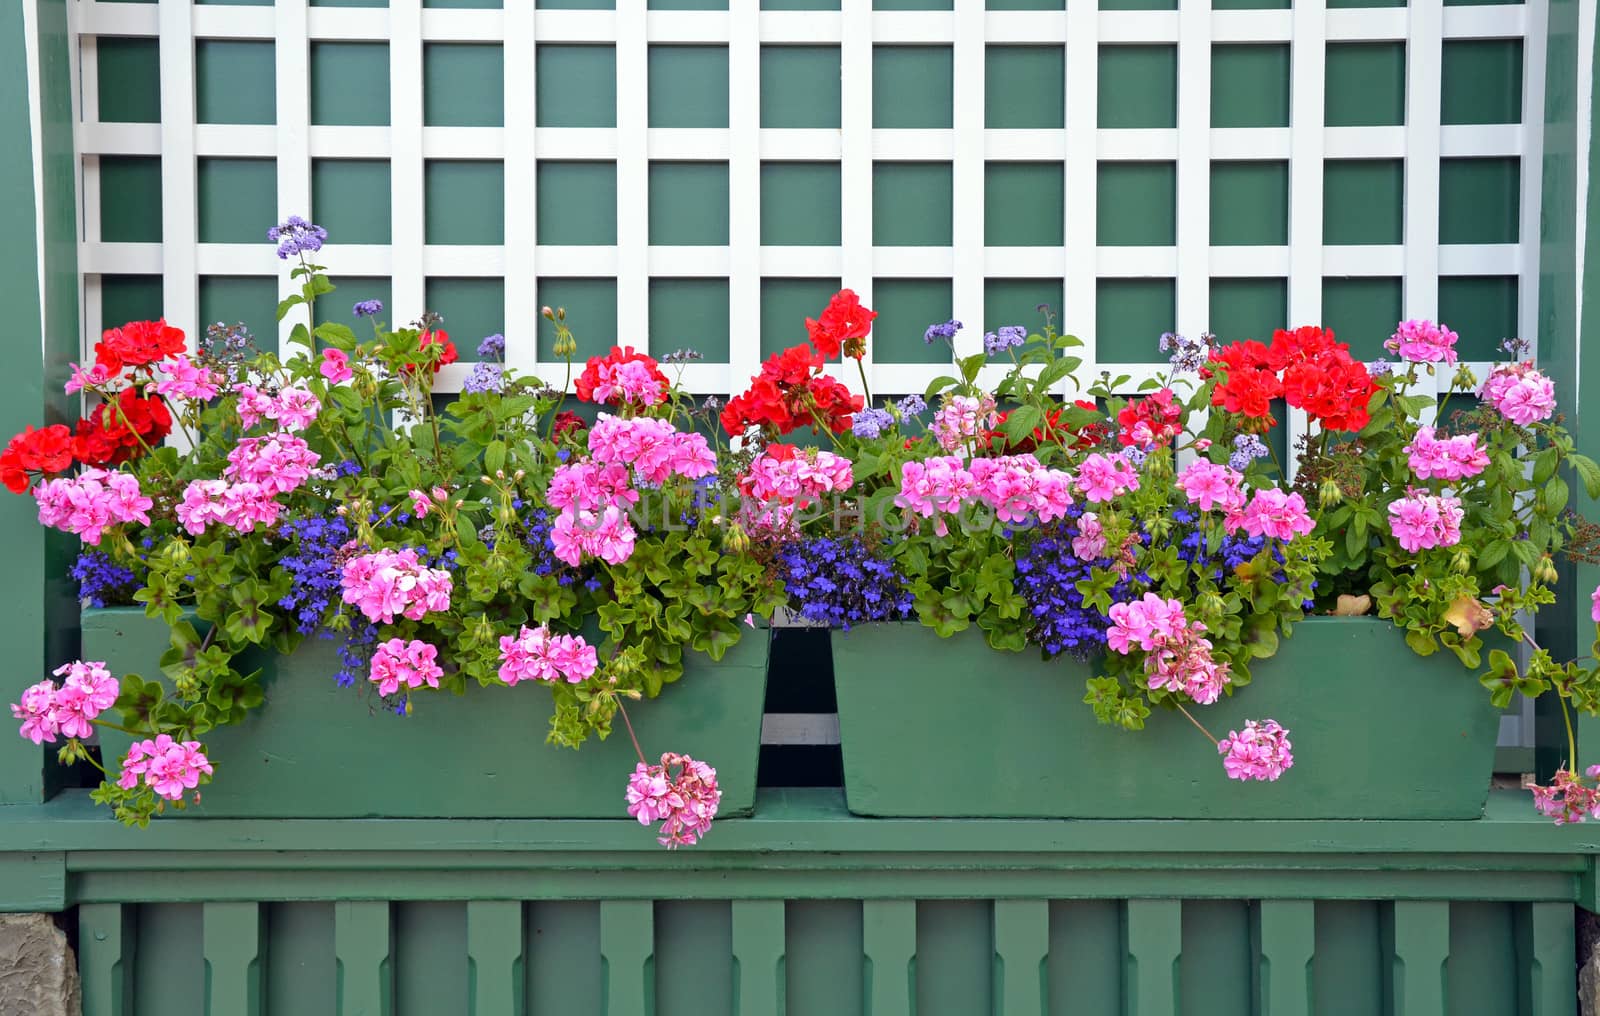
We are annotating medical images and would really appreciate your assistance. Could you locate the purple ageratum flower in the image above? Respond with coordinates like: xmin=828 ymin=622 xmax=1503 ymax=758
xmin=1160 ymin=332 xmax=1210 ymax=374
xmin=463 ymin=362 xmax=504 ymax=394
xmin=1228 ymin=433 xmax=1269 ymax=472
xmin=659 ymin=348 xmax=703 ymax=365
xmin=1366 ymin=360 xmax=1394 ymax=377
xmin=352 ymin=299 xmax=383 ymax=319
xmin=895 ymin=393 xmax=927 ymax=418
xmin=852 ymin=407 xmax=894 ymax=439
xmin=268 ymin=216 xmax=328 ymax=260
xmin=477 ymin=333 xmax=506 ymax=360
xmin=923 ymin=319 xmax=963 ymax=346
xmin=1501 ymin=336 xmax=1532 ymax=358
xmin=983 ymin=325 xmax=1027 ymax=356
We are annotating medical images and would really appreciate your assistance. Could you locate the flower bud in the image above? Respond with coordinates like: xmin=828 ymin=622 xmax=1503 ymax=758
xmin=553 ymin=329 xmax=577 ymax=358
xmin=1534 ymin=554 xmax=1560 ymax=585
xmin=724 ymin=522 xmax=750 ymax=555
xmin=1451 ymin=547 xmax=1473 ymax=575
xmin=1318 ymin=476 xmax=1344 ymax=508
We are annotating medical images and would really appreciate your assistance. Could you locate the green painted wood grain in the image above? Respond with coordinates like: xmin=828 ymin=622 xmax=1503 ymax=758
xmin=1518 ymin=902 xmax=1576 ymax=1015
xmin=599 ymin=901 xmax=653 ymax=1016
xmin=863 ymin=901 xmax=914 ymax=1016
xmin=137 ymin=904 xmax=204 ymax=1015
xmin=335 ymin=901 xmax=393 ymax=1016
xmin=1384 ymin=902 xmax=1449 ymax=1016
xmin=266 ymin=903 xmax=335 ymax=1016
xmin=79 ymin=903 xmax=136 ymax=1016
xmin=203 ymin=901 xmax=264 ymax=1016
xmin=786 ymin=902 xmax=862 ymax=1016
xmin=1253 ymin=900 xmax=1313 ymax=1016
xmin=915 ymin=901 xmax=992 ymax=1016
xmin=528 ymin=902 xmax=602 ymax=1014
xmin=731 ymin=901 xmax=785 ymax=1016
xmin=1047 ymin=902 xmax=1121 ymax=1014
xmin=993 ymin=900 xmax=1048 ymax=1016
xmin=1124 ymin=900 xmax=1181 ymax=1016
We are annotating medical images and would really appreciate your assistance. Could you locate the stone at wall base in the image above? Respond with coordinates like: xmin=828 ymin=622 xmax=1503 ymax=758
xmin=0 ymin=914 xmax=80 ymax=1016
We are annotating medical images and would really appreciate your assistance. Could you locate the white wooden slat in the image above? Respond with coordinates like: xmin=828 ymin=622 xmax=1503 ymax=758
xmin=837 ymin=0 xmax=872 ymax=397
xmin=157 ymin=0 xmax=198 ymax=339
xmin=1063 ymin=0 xmax=1099 ymax=374
xmin=614 ymin=0 xmax=649 ymax=356
xmin=1403 ymin=0 xmax=1445 ymax=324
xmin=1174 ymin=0 xmax=1211 ymax=353
xmin=276 ymin=0 xmax=311 ymax=353
xmin=388 ymin=0 xmax=425 ymax=332
xmin=502 ymin=0 xmax=537 ymax=380
xmin=950 ymin=0 xmax=985 ymax=366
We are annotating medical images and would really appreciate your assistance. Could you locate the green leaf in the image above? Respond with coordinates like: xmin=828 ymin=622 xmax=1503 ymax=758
xmin=958 ymin=352 xmax=987 ymax=385
xmin=1476 ymin=540 xmax=1510 ymax=570
xmin=1546 ymin=475 xmax=1571 ymax=515
xmin=312 ymin=321 xmax=358 ymax=348
xmin=1001 ymin=405 xmax=1043 ymax=446
xmin=1532 ymin=447 xmax=1560 ymax=486
xmin=923 ymin=376 xmax=959 ymax=400
xmin=1394 ymin=393 xmax=1434 ymax=419
xmin=484 ymin=439 xmax=507 ymax=477
xmin=275 ymin=294 xmax=304 ymax=323
xmin=1571 ymin=453 xmax=1600 ymax=499
xmin=1035 ymin=356 xmax=1081 ymax=392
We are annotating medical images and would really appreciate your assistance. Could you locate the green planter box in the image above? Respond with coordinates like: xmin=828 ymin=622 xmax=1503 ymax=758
xmin=81 ymin=607 xmax=770 ymax=820
xmin=833 ymin=617 xmax=1501 ymax=819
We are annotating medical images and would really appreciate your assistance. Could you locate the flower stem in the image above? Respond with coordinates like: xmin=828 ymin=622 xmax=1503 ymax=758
xmin=89 ymin=718 xmax=144 ymax=737
xmin=1172 ymin=700 xmax=1218 ymax=746
xmin=854 ymin=356 xmax=873 ymax=407
xmin=616 ymin=699 xmax=648 ymax=766
xmin=1559 ymin=690 xmax=1577 ymax=773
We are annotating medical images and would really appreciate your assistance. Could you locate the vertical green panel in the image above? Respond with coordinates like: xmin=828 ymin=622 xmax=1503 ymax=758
xmin=312 ymin=159 xmax=393 ymax=246
xmin=786 ymin=902 xmax=863 ymax=1016
xmin=426 ymin=277 xmax=507 ymax=348
xmin=536 ymin=46 xmax=617 ymax=127
xmin=466 ymin=901 xmax=524 ymax=1016
xmin=730 ymin=902 xmax=786 ymax=1016
xmin=79 ymin=903 xmax=137 ymax=1016
xmin=760 ymin=278 xmax=841 ymax=357
xmin=993 ymin=901 xmax=1048 ymax=1016
xmin=1124 ymin=901 xmax=1181 ymax=1016
xmin=539 ymin=278 xmax=619 ymax=359
xmin=874 ymin=163 xmax=954 ymax=246
xmin=426 ymin=161 xmax=505 ymax=245
xmin=649 ymin=162 xmax=731 ymax=246
xmin=600 ymin=902 xmax=655 ymax=1016
xmin=1438 ymin=276 xmax=1519 ymax=360
xmin=100 ymin=275 xmax=164 ymax=332
xmin=1047 ymin=902 xmax=1121 ymax=1015
xmin=648 ymin=46 xmax=729 ymax=128
xmin=1098 ymin=46 xmax=1177 ymax=129
xmin=915 ymin=901 xmax=992 ymax=1016
xmin=424 ymin=44 xmax=504 ymax=127
xmin=987 ymin=0 xmax=1063 ymax=8
xmin=761 ymin=46 xmax=841 ymax=129
xmin=136 ymin=905 xmax=205 ymax=1016
xmin=873 ymin=47 xmax=954 ymax=129
xmin=761 ymin=163 xmax=841 ymax=246
xmin=1253 ymin=901 xmax=1314 ymax=1016
xmin=1101 ymin=0 xmax=1174 ymax=8
xmin=1439 ymin=158 xmax=1521 ymax=244
xmin=1180 ymin=902 xmax=1251 ymax=1016
xmin=1098 ymin=279 xmax=1175 ymax=363
xmin=527 ymin=903 xmax=601 ymax=1014
xmin=1210 ymin=162 xmax=1288 ymax=246
xmin=649 ymin=278 xmax=731 ymax=361
xmin=536 ymin=161 xmax=618 ymax=245
xmin=1325 ymin=44 xmax=1406 ymax=127
xmin=203 ymin=902 xmax=265 ymax=1016
xmin=1323 ymin=160 xmax=1405 ymax=245
xmin=862 ymin=901 xmax=915 ymax=1016
xmin=1097 ymin=163 xmax=1176 ymax=246
xmin=872 ymin=278 xmax=953 ymax=364
xmin=1212 ymin=0 xmax=1288 ymax=10
xmin=335 ymin=901 xmax=393 ymax=1016
xmin=1314 ymin=902 xmax=1383 ymax=1016
xmin=265 ymin=903 xmax=336 ymax=1016
xmin=985 ymin=47 xmax=1065 ymax=129
xmin=199 ymin=277 xmax=279 ymax=354
xmin=1442 ymin=40 xmax=1524 ymax=125
xmin=99 ymin=156 xmax=163 ymax=242
xmin=654 ymin=905 xmax=731 ymax=1016
xmin=197 ymin=159 xmax=277 ymax=244
xmin=1383 ymin=902 xmax=1449 ymax=1016
xmin=395 ymin=903 xmax=467 ymax=1016
xmin=1211 ymin=45 xmax=1291 ymax=128
xmin=196 ymin=41 xmax=276 ymax=125
xmin=316 ymin=278 xmax=394 ymax=333
xmin=762 ymin=0 xmax=839 ymax=6
xmin=984 ymin=278 xmax=1062 ymax=336
xmin=310 ymin=42 xmax=390 ymax=126
xmin=986 ymin=163 xmax=1064 ymax=246
xmin=1517 ymin=903 xmax=1576 ymax=1016
xmin=1210 ymin=278 xmax=1287 ymax=343
xmin=1328 ymin=0 xmax=1404 ymax=7
xmin=97 ymin=38 xmax=161 ymax=123
xmin=1447 ymin=902 xmax=1518 ymax=1016
xmin=1321 ymin=277 xmax=1402 ymax=359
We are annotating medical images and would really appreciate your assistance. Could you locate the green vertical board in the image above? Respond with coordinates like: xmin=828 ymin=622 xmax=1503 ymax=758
xmin=1098 ymin=163 xmax=1176 ymax=246
xmin=984 ymin=279 xmax=1062 ymax=336
xmin=1325 ymin=44 xmax=1406 ymax=127
xmin=787 ymin=902 xmax=862 ymax=1016
xmin=426 ymin=278 xmax=506 ymax=348
xmin=986 ymin=163 xmax=1064 ymax=246
xmin=600 ymin=902 xmax=654 ymax=1016
xmin=197 ymin=159 xmax=277 ymax=244
xmin=1439 ymin=158 xmax=1520 ymax=244
xmin=136 ymin=905 xmax=205 ymax=1015
xmin=1210 ymin=278 xmax=1287 ymax=342
xmin=265 ymin=903 xmax=336 ymax=1016
xmin=536 ymin=162 xmax=618 ymax=245
xmin=761 ymin=46 xmax=841 ymax=128
xmin=1253 ymin=901 xmax=1314 ymax=1016
xmin=1210 ymin=162 xmax=1288 ymax=246
xmin=649 ymin=278 xmax=731 ymax=361
xmin=1517 ymin=903 xmax=1576 ymax=1016
xmin=873 ymin=47 xmax=954 ymax=129
xmin=657 ymin=903 xmax=732 ymax=1016
xmin=993 ymin=901 xmax=1048 ymax=1016
xmin=199 ymin=277 xmax=279 ymax=353
xmin=538 ymin=278 xmax=618 ymax=359
xmin=310 ymin=43 xmax=390 ymax=126
xmin=761 ymin=163 xmax=841 ymax=246
xmin=1098 ymin=279 xmax=1175 ymax=362
xmin=874 ymin=163 xmax=954 ymax=246
xmin=312 ymin=159 xmax=393 ymax=246
xmin=1321 ymin=277 xmax=1402 ymax=358
xmin=424 ymin=44 xmax=505 ymax=127
xmin=527 ymin=903 xmax=601 ymax=1014
xmin=395 ymin=903 xmax=468 ymax=1016
xmin=203 ymin=902 xmax=265 ymax=1016
xmin=536 ymin=46 xmax=617 ymax=127
xmin=872 ymin=278 xmax=953 ymax=364
xmin=985 ymin=47 xmax=1064 ymax=129
xmin=466 ymin=902 xmax=524 ymax=1016
xmin=97 ymin=38 xmax=161 ymax=123
xmin=648 ymin=162 xmax=730 ymax=246
xmin=760 ymin=278 xmax=840 ymax=356
xmin=1447 ymin=902 xmax=1518 ymax=1016
xmin=1180 ymin=902 xmax=1252 ymax=1016
xmin=196 ymin=41 xmax=276 ymax=125
xmin=335 ymin=901 xmax=393 ymax=1016
xmin=648 ymin=46 xmax=729 ymax=128
xmin=1048 ymin=902 xmax=1122 ymax=1014
xmin=1382 ymin=902 xmax=1449 ymax=1016
xmin=730 ymin=902 xmax=785 ymax=1016
xmin=1211 ymin=45 xmax=1291 ymax=128
xmin=100 ymin=276 xmax=164 ymax=332
xmin=1323 ymin=160 xmax=1404 ymax=245
xmin=862 ymin=901 xmax=915 ymax=1016
xmin=1098 ymin=46 xmax=1177 ymax=129
xmin=1315 ymin=902 xmax=1383 ymax=1016
xmin=99 ymin=156 xmax=163 ymax=242
xmin=1124 ymin=900 xmax=1181 ymax=1016
xmin=1438 ymin=276 xmax=1518 ymax=360
xmin=426 ymin=161 xmax=505 ymax=245
xmin=79 ymin=903 xmax=137 ymax=1016
xmin=1442 ymin=40 xmax=1524 ymax=125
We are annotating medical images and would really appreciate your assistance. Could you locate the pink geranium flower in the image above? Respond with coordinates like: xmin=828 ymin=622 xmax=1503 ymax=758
xmin=1385 ymin=319 xmax=1459 ymax=364
xmin=1176 ymin=461 xmax=1245 ymax=513
xmin=1403 ymin=426 xmax=1489 ymax=482
xmin=1235 ymin=488 xmax=1314 ymax=541
xmin=1218 ymin=719 xmax=1294 ymax=781
xmin=1074 ymin=452 xmax=1140 ymax=504
xmin=626 ymin=752 xmax=722 ymax=848
xmin=369 ymin=639 xmax=445 ymax=696
xmin=1386 ymin=489 xmax=1464 ymax=552
xmin=320 ymin=348 xmax=353 ymax=384
xmin=498 ymin=625 xmax=598 ymax=685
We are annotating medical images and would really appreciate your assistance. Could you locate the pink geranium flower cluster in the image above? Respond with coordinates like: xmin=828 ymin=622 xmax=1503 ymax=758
xmin=1072 ymin=511 xmax=1107 ymax=559
xmin=340 ymin=547 xmax=454 ymax=623
xmin=738 ymin=446 xmax=854 ymax=529
xmin=1106 ymin=594 xmax=1230 ymax=704
xmin=1480 ymin=363 xmax=1557 ymax=426
xmin=1385 ymin=319 xmax=1459 ymax=364
xmin=1217 ymin=719 xmax=1294 ymax=782
xmin=1074 ymin=452 xmax=1140 ymax=504
xmin=175 ymin=433 xmax=322 ymax=536
xmin=589 ymin=358 xmax=668 ymax=406
xmin=1234 ymin=488 xmax=1316 ymax=541
xmin=116 ymin=734 xmax=214 ymax=801
xmin=149 ymin=355 xmax=221 ymax=402
xmin=369 ymin=638 xmax=445 ymax=696
xmin=236 ymin=383 xmax=321 ymax=432
xmin=930 ymin=394 xmax=999 ymax=452
xmin=552 ymin=506 xmax=638 ymax=566
xmin=320 ymin=348 xmax=352 ymax=384
xmin=625 ymin=752 xmax=722 ymax=848
xmin=498 ymin=625 xmax=599 ymax=685
xmin=1530 ymin=767 xmax=1600 ymax=824
xmin=1403 ymin=426 xmax=1490 ymax=481
xmin=968 ymin=455 xmax=1075 ymax=524
xmin=548 ymin=462 xmax=640 ymax=513
xmin=1176 ymin=461 xmax=1246 ymax=514
xmin=10 ymin=660 xmax=120 ymax=744
xmin=1386 ymin=489 xmax=1464 ymax=552
xmin=223 ymin=434 xmax=320 ymax=495
xmin=34 ymin=469 xmax=153 ymax=545
xmin=588 ymin=414 xmax=717 ymax=487
xmin=1591 ymin=583 xmax=1600 ymax=624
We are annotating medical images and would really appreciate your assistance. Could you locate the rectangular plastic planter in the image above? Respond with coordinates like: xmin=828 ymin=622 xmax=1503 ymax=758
xmin=833 ymin=617 xmax=1501 ymax=819
xmin=82 ymin=607 xmax=770 ymax=819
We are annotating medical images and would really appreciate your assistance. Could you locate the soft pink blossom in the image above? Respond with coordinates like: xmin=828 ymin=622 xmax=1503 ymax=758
xmin=175 ymin=479 xmax=229 ymax=535
xmin=1071 ymin=512 xmax=1107 ymax=559
xmin=1106 ymin=594 xmax=1188 ymax=654
xmin=1403 ymin=426 xmax=1490 ymax=482
xmin=590 ymin=358 xmax=666 ymax=406
xmin=626 ymin=752 xmax=722 ymax=848
xmin=340 ymin=547 xmax=454 ymax=623
xmin=320 ymin=348 xmax=353 ymax=384
xmin=551 ymin=505 xmax=637 ymax=566
xmin=1386 ymin=489 xmax=1465 ymax=553
xmin=1480 ymin=363 xmax=1556 ymax=426
xmin=1385 ymin=319 xmax=1459 ymax=364
xmin=33 ymin=469 xmax=153 ymax=545
xmin=1176 ymin=461 xmax=1246 ymax=513
xmin=498 ymin=625 xmax=599 ymax=685
xmin=1107 ymin=596 xmax=1230 ymax=704
xmin=64 ymin=362 xmax=113 ymax=394
xmin=116 ymin=734 xmax=214 ymax=801
xmin=267 ymin=385 xmax=321 ymax=432
xmin=930 ymin=395 xmax=999 ymax=452
xmin=1591 ymin=584 xmax=1600 ymax=624
xmin=150 ymin=355 xmax=220 ymax=402
xmin=547 ymin=462 xmax=639 ymax=513
xmin=1074 ymin=452 xmax=1140 ymax=504
xmin=1530 ymin=770 xmax=1600 ymax=825
xmin=49 ymin=660 xmax=118 ymax=739
xmin=1236 ymin=488 xmax=1315 ymax=541
xmin=235 ymin=385 xmax=275 ymax=429
xmin=895 ymin=456 xmax=975 ymax=533
xmin=10 ymin=679 xmax=59 ymax=744
xmin=369 ymin=638 xmax=445 ymax=696
xmin=1218 ymin=720 xmax=1294 ymax=781
xmin=223 ymin=433 xmax=320 ymax=496
xmin=968 ymin=455 xmax=1075 ymax=524
xmin=587 ymin=414 xmax=717 ymax=486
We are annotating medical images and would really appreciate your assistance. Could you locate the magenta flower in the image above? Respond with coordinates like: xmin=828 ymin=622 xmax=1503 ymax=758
xmin=368 ymin=638 xmax=445 ymax=696
xmin=1074 ymin=452 xmax=1140 ymax=504
xmin=265 ymin=385 xmax=322 ymax=433
xmin=1107 ymin=594 xmax=1188 ymax=653
xmin=1530 ymin=767 xmax=1600 ymax=825
xmin=320 ymin=348 xmax=353 ymax=384
xmin=1386 ymin=489 xmax=1464 ymax=553
xmin=223 ymin=433 xmax=320 ymax=497
xmin=33 ymin=469 xmax=153 ymax=545
xmin=1403 ymin=426 xmax=1490 ymax=481
xmin=1385 ymin=319 xmax=1459 ymax=364
xmin=10 ymin=679 xmax=59 ymax=744
xmin=930 ymin=394 xmax=998 ymax=452
xmin=969 ymin=455 xmax=1075 ymax=524
xmin=1480 ymin=363 xmax=1556 ymax=426
xmin=1235 ymin=487 xmax=1314 ymax=541
xmin=1176 ymin=460 xmax=1245 ymax=514
xmin=1071 ymin=511 xmax=1107 ymax=560
xmin=119 ymin=734 xmax=214 ymax=801
xmin=547 ymin=462 xmax=639 ymax=514
xmin=49 ymin=660 xmax=118 ymax=739
xmin=64 ymin=361 xmax=113 ymax=395
xmin=234 ymin=385 xmax=276 ymax=429
xmin=340 ymin=547 xmax=454 ymax=623
xmin=551 ymin=505 xmax=638 ymax=567
xmin=1108 ymin=596 xmax=1231 ymax=704
xmin=587 ymin=414 xmax=718 ymax=486
xmin=1217 ymin=719 xmax=1293 ymax=781
xmin=150 ymin=354 xmax=221 ymax=402
xmin=1591 ymin=584 xmax=1600 ymax=624
xmin=625 ymin=752 xmax=722 ymax=848
xmin=498 ymin=625 xmax=598 ymax=685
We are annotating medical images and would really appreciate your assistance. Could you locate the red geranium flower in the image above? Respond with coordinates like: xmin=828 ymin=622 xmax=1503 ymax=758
xmin=984 ymin=400 xmax=1106 ymax=454
xmin=721 ymin=343 xmax=862 ymax=436
xmin=1116 ymin=387 xmax=1184 ymax=448
xmin=574 ymin=346 xmax=670 ymax=407
xmin=92 ymin=320 xmax=186 ymax=374
xmin=805 ymin=289 xmax=876 ymax=360
xmin=1204 ymin=340 xmax=1282 ymax=424
xmin=1269 ymin=326 xmax=1377 ymax=432
xmin=72 ymin=389 xmax=172 ymax=467
xmin=553 ymin=411 xmax=588 ymax=438
xmin=0 ymin=424 xmax=74 ymax=493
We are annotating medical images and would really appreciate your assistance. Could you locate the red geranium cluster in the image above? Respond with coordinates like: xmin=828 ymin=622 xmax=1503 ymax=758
xmin=1202 ymin=326 xmax=1376 ymax=433
xmin=0 ymin=425 xmax=74 ymax=493
xmin=93 ymin=319 xmax=186 ymax=373
xmin=403 ymin=329 xmax=457 ymax=374
xmin=984 ymin=400 xmax=1107 ymax=454
xmin=721 ymin=344 xmax=862 ymax=437
xmin=1117 ymin=387 xmax=1184 ymax=448
xmin=72 ymin=387 xmax=173 ymax=468
xmin=574 ymin=345 xmax=670 ymax=407
xmin=805 ymin=289 xmax=876 ymax=360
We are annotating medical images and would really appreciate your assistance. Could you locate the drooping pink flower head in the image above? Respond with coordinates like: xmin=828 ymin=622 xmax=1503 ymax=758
xmin=267 ymin=385 xmax=322 ymax=433
xmin=1176 ymin=460 xmax=1246 ymax=514
xmin=551 ymin=505 xmax=638 ymax=567
xmin=1218 ymin=719 xmax=1294 ymax=782
xmin=1591 ymin=583 xmax=1600 ymax=624
xmin=121 ymin=735 xmax=214 ymax=801
xmin=369 ymin=638 xmax=445 ymax=697
xmin=235 ymin=385 xmax=276 ymax=429
xmin=1235 ymin=487 xmax=1315 ymax=542
xmin=1106 ymin=594 xmax=1188 ymax=654
xmin=1385 ymin=319 xmax=1459 ymax=364
xmin=49 ymin=660 xmax=119 ymax=740
xmin=1403 ymin=426 xmax=1490 ymax=482
xmin=1480 ymin=362 xmax=1556 ymax=426
xmin=340 ymin=547 xmax=454 ymax=623
xmin=1107 ymin=595 xmax=1230 ymax=704
xmin=498 ymin=625 xmax=599 ymax=685
xmin=1530 ymin=768 xmax=1600 ymax=825
xmin=10 ymin=679 xmax=59 ymax=744
xmin=33 ymin=469 xmax=153 ymax=545
xmin=625 ymin=752 xmax=722 ymax=848
xmin=968 ymin=455 xmax=1075 ymax=525
xmin=1386 ymin=489 xmax=1464 ymax=553
xmin=320 ymin=347 xmax=353 ymax=384
xmin=1071 ymin=511 xmax=1107 ymax=560
xmin=1074 ymin=452 xmax=1140 ymax=504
